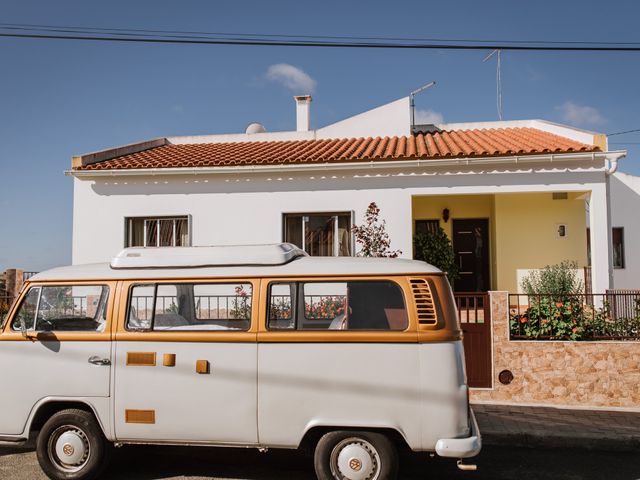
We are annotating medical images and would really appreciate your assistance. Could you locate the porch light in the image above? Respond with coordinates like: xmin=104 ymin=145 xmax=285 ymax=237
xmin=442 ymin=208 xmax=450 ymax=223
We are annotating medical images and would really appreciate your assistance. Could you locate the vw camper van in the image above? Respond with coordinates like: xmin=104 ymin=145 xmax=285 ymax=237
xmin=0 ymin=244 xmax=480 ymax=480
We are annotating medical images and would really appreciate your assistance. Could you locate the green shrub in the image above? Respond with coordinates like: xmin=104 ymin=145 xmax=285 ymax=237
xmin=413 ymin=228 xmax=459 ymax=282
xmin=510 ymin=297 xmax=584 ymax=340
xmin=520 ymin=260 xmax=584 ymax=299
xmin=510 ymin=297 xmax=640 ymax=340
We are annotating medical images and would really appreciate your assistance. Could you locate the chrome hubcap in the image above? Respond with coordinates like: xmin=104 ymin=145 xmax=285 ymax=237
xmin=48 ymin=426 xmax=91 ymax=472
xmin=330 ymin=438 xmax=380 ymax=480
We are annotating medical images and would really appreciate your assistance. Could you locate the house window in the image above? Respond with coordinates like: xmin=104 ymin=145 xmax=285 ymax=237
xmin=126 ymin=216 xmax=190 ymax=247
xmin=415 ymin=219 xmax=440 ymax=236
xmin=283 ymin=213 xmax=352 ymax=256
xmin=586 ymin=227 xmax=625 ymax=269
xmin=613 ymin=227 xmax=625 ymax=269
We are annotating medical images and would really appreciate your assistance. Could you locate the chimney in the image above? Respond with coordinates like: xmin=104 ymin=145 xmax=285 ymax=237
xmin=294 ymin=95 xmax=312 ymax=132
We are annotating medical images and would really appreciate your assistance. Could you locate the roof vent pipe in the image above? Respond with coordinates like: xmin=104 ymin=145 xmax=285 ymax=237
xmin=294 ymin=95 xmax=312 ymax=132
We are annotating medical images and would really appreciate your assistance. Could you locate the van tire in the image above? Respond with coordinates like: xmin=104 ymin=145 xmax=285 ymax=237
xmin=36 ymin=408 xmax=111 ymax=480
xmin=314 ymin=430 xmax=398 ymax=480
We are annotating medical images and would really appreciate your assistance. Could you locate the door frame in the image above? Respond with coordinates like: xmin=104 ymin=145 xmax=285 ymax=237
xmin=451 ymin=218 xmax=491 ymax=293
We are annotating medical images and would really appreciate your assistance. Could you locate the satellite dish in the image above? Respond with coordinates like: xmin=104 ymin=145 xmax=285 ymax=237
xmin=245 ymin=122 xmax=267 ymax=134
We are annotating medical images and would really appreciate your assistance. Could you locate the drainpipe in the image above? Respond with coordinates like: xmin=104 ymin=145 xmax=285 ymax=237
xmin=604 ymin=151 xmax=625 ymax=176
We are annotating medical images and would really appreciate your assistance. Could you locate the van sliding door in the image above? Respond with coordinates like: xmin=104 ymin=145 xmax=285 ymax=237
xmin=113 ymin=280 xmax=258 ymax=444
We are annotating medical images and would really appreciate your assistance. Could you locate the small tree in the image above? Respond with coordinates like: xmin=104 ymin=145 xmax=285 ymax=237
xmin=413 ymin=228 xmax=459 ymax=282
xmin=352 ymin=202 xmax=402 ymax=258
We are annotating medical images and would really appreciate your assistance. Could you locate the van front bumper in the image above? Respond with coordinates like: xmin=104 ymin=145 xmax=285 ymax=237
xmin=435 ymin=408 xmax=482 ymax=458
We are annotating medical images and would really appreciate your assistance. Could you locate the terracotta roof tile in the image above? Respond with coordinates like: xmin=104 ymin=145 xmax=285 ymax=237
xmin=76 ymin=127 xmax=600 ymax=171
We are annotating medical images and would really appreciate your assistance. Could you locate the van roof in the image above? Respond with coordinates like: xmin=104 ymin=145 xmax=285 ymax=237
xmin=30 ymin=256 xmax=442 ymax=282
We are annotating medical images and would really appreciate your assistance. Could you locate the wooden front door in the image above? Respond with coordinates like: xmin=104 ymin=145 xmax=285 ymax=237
xmin=452 ymin=219 xmax=490 ymax=293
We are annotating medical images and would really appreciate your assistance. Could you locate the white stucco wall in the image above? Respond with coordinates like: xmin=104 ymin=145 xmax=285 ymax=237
xmin=610 ymin=172 xmax=640 ymax=289
xmin=72 ymin=167 xmax=611 ymax=295
xmin=164 ymin=97 xmax=411 ymax=147
xmin=315 ymin=97 xmax=411 ymax=139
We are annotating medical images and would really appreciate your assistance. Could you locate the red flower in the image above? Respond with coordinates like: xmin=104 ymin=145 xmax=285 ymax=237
xmin=555 ymin=302 xmax=563 ymax=308
xmin=520 ymin=317 xmax=528 ymax=324
xmin=572 ymin=327 xmax=578 ymax=333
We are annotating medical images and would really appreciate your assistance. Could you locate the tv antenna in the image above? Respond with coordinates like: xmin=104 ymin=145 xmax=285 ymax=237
xmin=483 ymin=49 xmax=503 ymax=120
xmin=410 ymin=81 xmax=436 ymax=130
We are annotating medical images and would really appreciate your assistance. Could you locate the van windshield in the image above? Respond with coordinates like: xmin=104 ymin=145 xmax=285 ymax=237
xmin=9 ymin=285 xmax=110 ymax=333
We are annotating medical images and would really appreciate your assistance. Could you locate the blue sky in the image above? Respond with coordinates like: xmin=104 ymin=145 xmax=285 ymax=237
xmin=1 ymin=0 xmax=639 ymax=272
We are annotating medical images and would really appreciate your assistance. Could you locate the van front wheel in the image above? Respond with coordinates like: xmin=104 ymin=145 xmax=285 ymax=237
xmin=36 ymin=408 xmax=111 ymax=480
xmin=314 ymin=431 xmax=398 ymax=480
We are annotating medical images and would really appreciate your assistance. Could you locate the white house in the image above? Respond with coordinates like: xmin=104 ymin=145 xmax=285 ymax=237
xmin=67 ymin=95 xmax=638 ymax=294
xmin=609 ymin=172 xmax=640 ymax=289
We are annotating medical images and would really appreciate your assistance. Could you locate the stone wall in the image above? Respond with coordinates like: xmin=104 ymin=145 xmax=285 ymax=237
xmin=470 ymin=291 xmax=640 ymax=410
xmin=3 ymin=269 xmax=23 ymax=298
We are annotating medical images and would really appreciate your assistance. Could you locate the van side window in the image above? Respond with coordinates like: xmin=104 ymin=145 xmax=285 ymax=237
xmin=303 ymin=282 xmax=347 ymax=330
xmin=268 ymin=283 xmax=295 ymax=330
xmin=12 ymin=285 xmax=109 ymax=332
xmin=11 ymin=287 xmax=40 ymax=331
xmin=127 ymin=282 xmax=252 ymax=332
xmin=267 ymin=280 xmax=408 ymax=331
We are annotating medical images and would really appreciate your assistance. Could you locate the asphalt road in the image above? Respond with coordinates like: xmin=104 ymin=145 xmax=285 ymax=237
xmin=1 ymin=444 xmax=639 ymax=480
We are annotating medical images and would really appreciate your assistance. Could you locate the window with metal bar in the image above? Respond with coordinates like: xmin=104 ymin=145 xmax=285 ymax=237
xmin=415 ymin=219 xmax=440 ymax=236
xmin=125 ymin=216 xmax=190 ymax=247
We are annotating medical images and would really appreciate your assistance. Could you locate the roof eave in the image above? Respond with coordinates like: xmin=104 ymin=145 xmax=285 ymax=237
xmin=65 ymin=150 xmax=623 ymax=178
xmin=72 ymin=138 xmax=169 ymax=168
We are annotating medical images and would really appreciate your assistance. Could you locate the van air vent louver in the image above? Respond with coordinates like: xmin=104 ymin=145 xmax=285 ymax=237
xmin=410 ymin=278 xmax=437 ymax=326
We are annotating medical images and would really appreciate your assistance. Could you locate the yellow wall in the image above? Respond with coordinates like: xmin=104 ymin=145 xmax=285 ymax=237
xmin=412 ymin=192 xmax=588 ymax=293
xmin=494 ymin=192 xmax=587 ymax=293
xmin=412 ymin=194 xmax=497 ymax=288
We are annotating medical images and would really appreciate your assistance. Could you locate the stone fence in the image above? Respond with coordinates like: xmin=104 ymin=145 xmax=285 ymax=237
xmin=470 ymin=291 xmax=640 ymax=410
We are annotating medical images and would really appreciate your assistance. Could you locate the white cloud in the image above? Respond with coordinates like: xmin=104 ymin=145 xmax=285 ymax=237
xmin=556 ymin=101 xmax=606 ymax=127
xmin=266 ymin=63 xmax=317 ymax=93
xmin=414 ymin=108 xmax=444 ymax=124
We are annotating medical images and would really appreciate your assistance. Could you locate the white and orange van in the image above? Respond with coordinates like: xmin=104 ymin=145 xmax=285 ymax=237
xmin=0 ymin=243 xmax=480 ymax=480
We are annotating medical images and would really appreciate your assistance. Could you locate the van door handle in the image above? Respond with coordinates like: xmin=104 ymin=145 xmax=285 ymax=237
xmin=88 ymin=356 xmax=111 ymax=366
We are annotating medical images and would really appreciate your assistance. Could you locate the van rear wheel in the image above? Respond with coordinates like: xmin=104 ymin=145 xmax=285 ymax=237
xmin=36 ymin=408 xmax=111 ymax=480
xmin=314 ymin=431 xmax=398 ymax=480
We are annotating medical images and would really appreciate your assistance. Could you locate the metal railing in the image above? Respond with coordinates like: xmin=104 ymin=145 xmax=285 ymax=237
xmin=130 ymin=295 xmax=252 ymax=321
xmin=22 ymin=271 xmax=38 ymax=282
xmin=509 ymin=293 xmax=640 ymax=341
